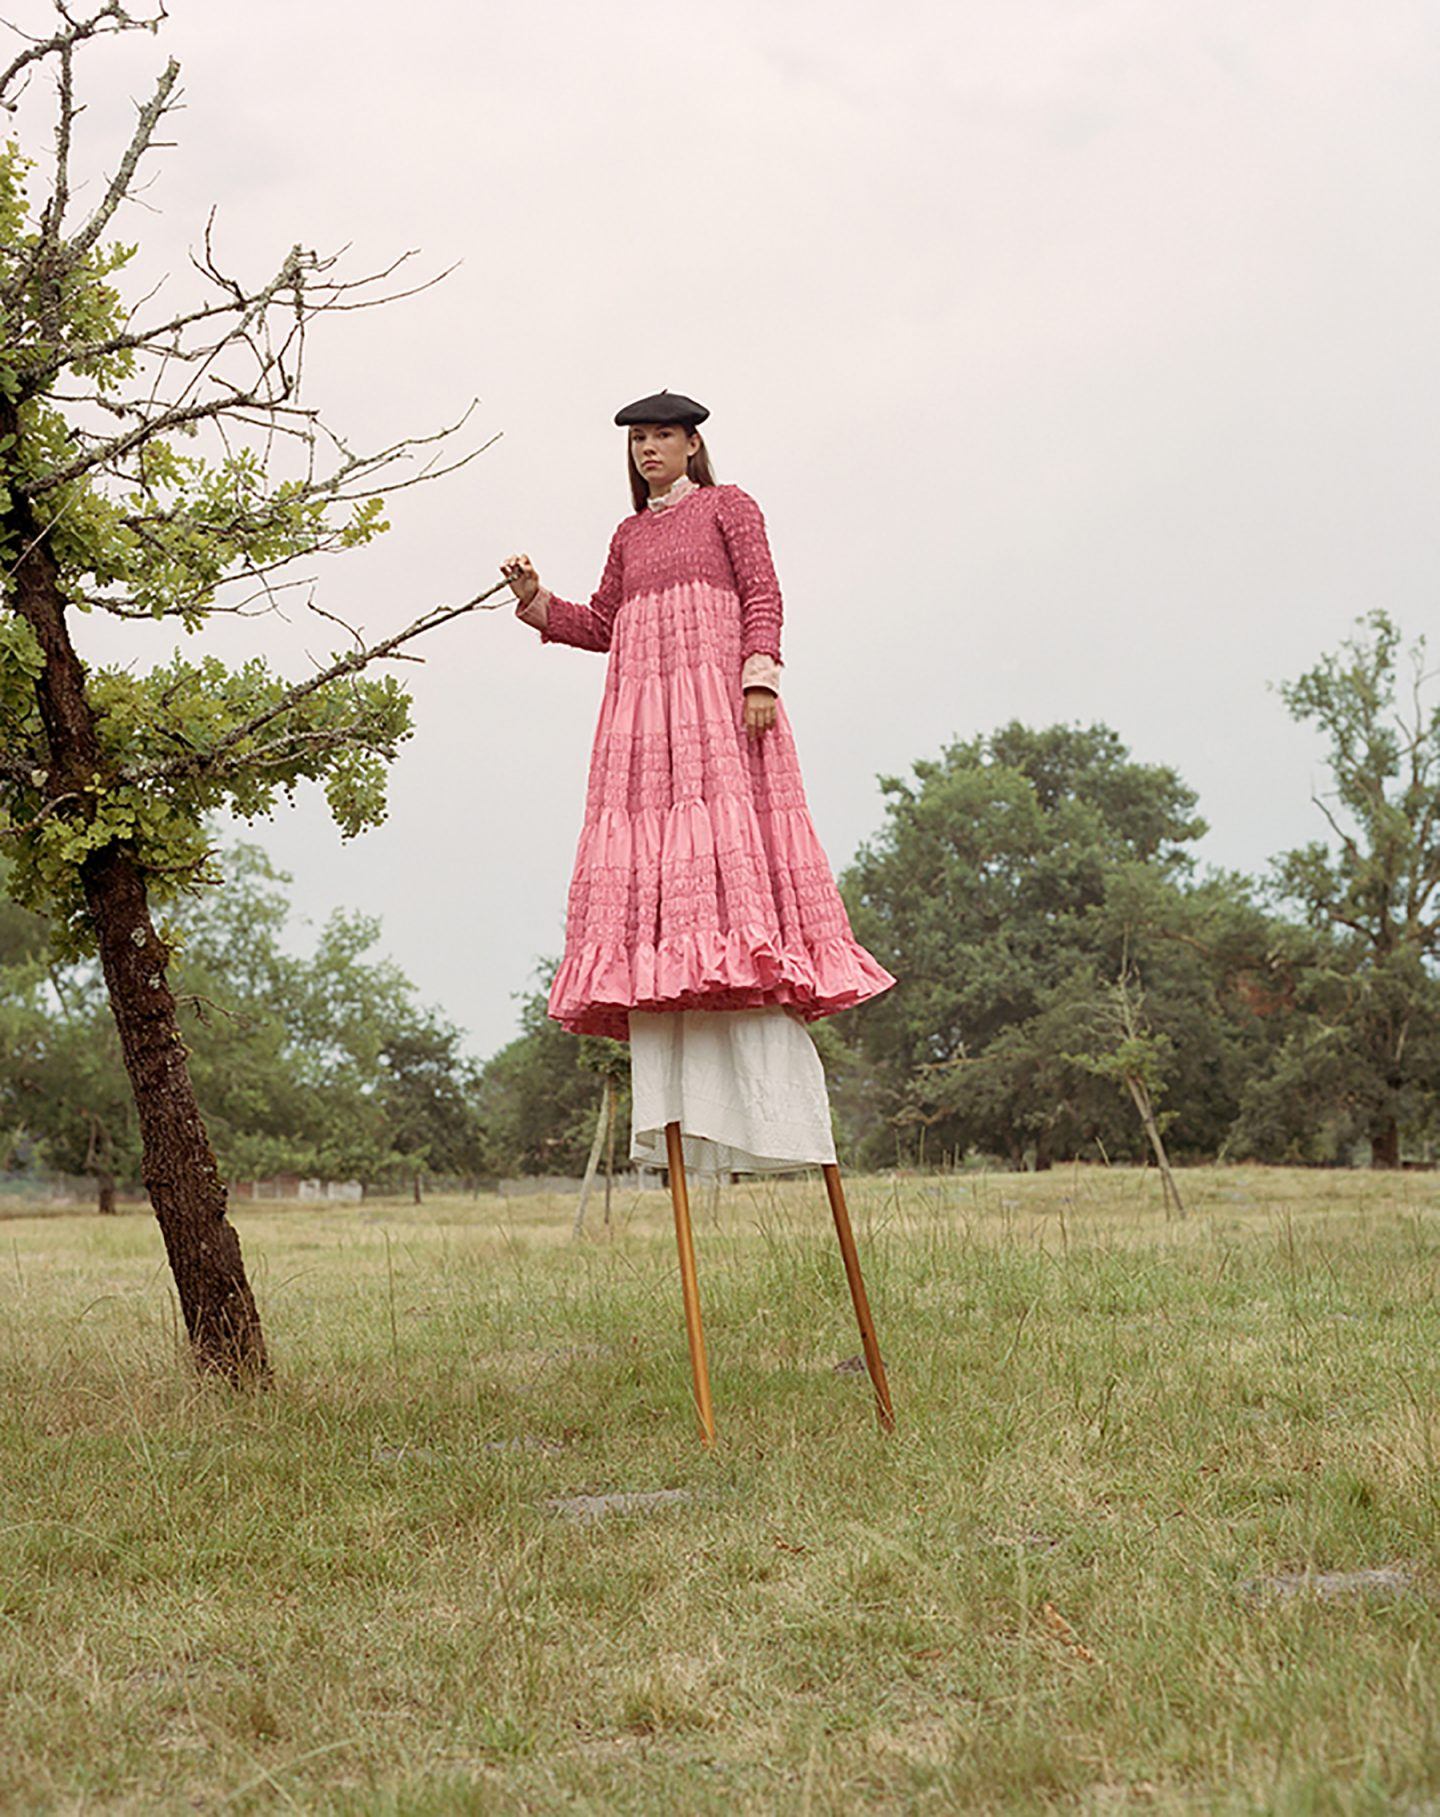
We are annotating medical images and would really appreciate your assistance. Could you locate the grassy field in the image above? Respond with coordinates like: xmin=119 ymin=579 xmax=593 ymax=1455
xmin=2 ymin=1166 xmax=1439 ymax=1813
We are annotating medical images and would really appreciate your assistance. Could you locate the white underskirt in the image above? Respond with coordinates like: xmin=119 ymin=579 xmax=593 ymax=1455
xmin=629 ymin=1006 xmax=837 ymax=1174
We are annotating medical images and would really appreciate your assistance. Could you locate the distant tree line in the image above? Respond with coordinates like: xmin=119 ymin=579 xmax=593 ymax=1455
xmin=3 ymin=611 xmax=1437 ymax=1197
xmin=840 ymin=610 xmax=1440 ymax=1170
xmin=0 ymin=847 xmax=487 ymax=1208
xmin=484 ymin=609 xmax=1439 ymax=1174
xmin=0 ymin=840 xmax=630 ymax=1205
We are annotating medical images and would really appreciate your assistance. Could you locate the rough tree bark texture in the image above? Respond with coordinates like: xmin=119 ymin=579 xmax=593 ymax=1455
xmin=81 ymin=844 xmax=268 ymax=1375
xmin=4 ymin=409 xmax=267 ymax=1379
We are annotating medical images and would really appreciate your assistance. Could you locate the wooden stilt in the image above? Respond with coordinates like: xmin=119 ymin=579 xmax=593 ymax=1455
xmin=822 ymin=1163 xmax=896 ymax=1432
xmin=665 ymin=1120 xmax=716 ymax=1448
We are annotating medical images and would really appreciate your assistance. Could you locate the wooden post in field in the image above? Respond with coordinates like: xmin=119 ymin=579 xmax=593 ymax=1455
xmin=572 ymin=1077 xmax=612 ymax=1239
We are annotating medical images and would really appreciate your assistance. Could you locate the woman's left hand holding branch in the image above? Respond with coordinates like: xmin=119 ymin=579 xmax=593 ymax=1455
xmin=501 ymin=554 xmax=540 ymax=607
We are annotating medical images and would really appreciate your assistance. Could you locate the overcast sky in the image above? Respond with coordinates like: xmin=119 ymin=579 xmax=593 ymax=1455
xmin=10 ymin=1 xmax=1440 ymax=1056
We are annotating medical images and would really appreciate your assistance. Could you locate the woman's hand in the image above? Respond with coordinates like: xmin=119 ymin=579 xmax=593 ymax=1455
xmin=744 ymin=687 xmax=777 ymax=739
xmin=501 ymin=553 xmax=540 ymax=606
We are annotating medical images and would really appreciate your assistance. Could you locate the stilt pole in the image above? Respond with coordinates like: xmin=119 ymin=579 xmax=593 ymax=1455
xmin=665 ymin=1121 xmax=716 ymax=1448
xmin=822 ymin=1163 xmax=896 ymax=1433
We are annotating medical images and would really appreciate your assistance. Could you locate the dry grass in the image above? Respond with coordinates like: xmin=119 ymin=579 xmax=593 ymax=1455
xmin=2 ymin=1164 xmax=1439 ymax=1812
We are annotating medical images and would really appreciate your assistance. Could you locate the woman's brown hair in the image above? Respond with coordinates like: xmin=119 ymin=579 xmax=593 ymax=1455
xmin=627 ymin=430 xmax=716 ymax=512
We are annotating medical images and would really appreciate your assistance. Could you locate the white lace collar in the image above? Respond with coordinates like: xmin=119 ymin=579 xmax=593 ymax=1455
xmin=645 ymin=473 xmax=698 ymax=512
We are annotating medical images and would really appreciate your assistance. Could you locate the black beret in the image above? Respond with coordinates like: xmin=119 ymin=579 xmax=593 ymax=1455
xmin=614 ymin=389 xmax=709 ymax=428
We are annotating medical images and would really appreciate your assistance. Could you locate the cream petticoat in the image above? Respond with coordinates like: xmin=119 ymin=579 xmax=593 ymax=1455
xmin=629 ymin=1006 xmax=837 ymax=1174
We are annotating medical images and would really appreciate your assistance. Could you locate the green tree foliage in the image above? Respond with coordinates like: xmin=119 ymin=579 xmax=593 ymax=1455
xmin=0 ymin=858 xmax=136 ymax=1202
xmin=474 ymin=972 xmax=632 ymax=1177
xmin=1231 ymin=613 xmax=1440 ymax=1165
xmin=841 ymin=724 xmax=1288 ymax=1166
xmin=168 ymin=848 xmax=483 ymax=1186
xmin=2 ymin=968 xmax=137 ymax=1205
xmin=0 ymin=845 xmax=483 ymax=1193
xmin=373 ymin=1018 xmax=485 ymax=1189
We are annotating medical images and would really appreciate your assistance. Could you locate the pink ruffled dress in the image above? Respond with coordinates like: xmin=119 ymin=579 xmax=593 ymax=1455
xmin=516 ymin=476 xmax=895 ymax=1045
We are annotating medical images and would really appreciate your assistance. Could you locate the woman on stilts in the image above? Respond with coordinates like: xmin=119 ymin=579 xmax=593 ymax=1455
xmin=502 ymin=391 xmax=896 ymax=1444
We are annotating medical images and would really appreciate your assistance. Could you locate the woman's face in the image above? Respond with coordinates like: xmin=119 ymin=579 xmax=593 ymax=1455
xmin=629 ymin=423 xmax=698 ymax=493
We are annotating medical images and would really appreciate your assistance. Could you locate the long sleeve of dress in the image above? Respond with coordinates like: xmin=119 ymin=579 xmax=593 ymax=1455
xmin=516 ymin=525 xmax=626 ymax=652
xmin=716 ymin=486 xmax=784 ymax=665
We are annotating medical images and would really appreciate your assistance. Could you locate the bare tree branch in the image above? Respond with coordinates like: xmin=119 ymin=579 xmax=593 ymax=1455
xmin=20 ymin=240 xmax=452 ymax=395
xmin=124 ymin=578 xmax=516 ymax=786
xmin=27 ymin=389 xmax=270 ymax=493
xmin=81 ymin=568 xmax=317 ymax=621
xmin=220 ymin=725 xmax=402 ymax=775
xmin=35 ymin=33 xmax=73 ymax=251
xmin=1310 ymin=789 xmax=1362 ymax=872
xmin=67 ymin=54 xmax=179 ymax=259
xmin=1 ymin=3 xmax=162 ymax=111
xmin=0 ymin=788 xmax=84 ymax=839
xmin=22 ymin=293 xmax=252 ymax=390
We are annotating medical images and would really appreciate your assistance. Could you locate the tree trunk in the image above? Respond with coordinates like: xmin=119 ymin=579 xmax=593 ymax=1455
xmin=1124 ymin=1072 xmax=1186 ymax=1219
xmin=82 ymin=844 xmax=267 ymax=1377
xmin=6 ymin=438 xmax=267 ymax=1381
xmin=85 ymin=1114 xmax=117 ymax=1215
xmin=412 ymin=1171 xmax=422 ymax=1205
xmin=1371 ymin=1120 xmax=1400 ymax=1169
xmin=572 ymin=1077 xmax=611 ymax=1239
